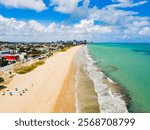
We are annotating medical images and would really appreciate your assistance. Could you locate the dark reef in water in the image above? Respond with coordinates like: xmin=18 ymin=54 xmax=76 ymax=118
xmin=133 ymin=49 xmax=150 ymax=55
xmin=105 ymin=65 xmax=119 ymax=72
xmin=102 ymin=70 xmax=132 ymax=112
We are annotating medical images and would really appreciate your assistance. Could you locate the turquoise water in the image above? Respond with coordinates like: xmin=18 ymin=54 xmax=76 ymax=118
xmin=87 ymin=43 xmax=150 ymax=112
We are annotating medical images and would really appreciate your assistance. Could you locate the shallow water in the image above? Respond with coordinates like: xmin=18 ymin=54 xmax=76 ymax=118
xmin=87 ymin=43 xmax=150 ymax=112
xmin=75 ymin=46 xmax=128 ymax=113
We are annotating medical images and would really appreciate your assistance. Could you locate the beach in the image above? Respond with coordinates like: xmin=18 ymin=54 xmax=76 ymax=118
xmin=75 ymin=45 xmax=128 ymax=113
xmin=0 ymin=45 xmax=82 ymax=113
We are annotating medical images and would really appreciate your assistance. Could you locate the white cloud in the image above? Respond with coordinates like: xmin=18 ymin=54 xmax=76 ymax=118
xmin=74 ymin=19 xmax=113 ymax=35
xmin=109 ymin=0 xmax=147 ymax=8
xmin=66 ymin=0 xmax=150 ymax=42
xmin=112 ymin=0 xmax=132 ymax=3
xmin=50 ymin=0 xmax=81 ymax=13
xmin=74 ymin=19 xmax=94 ymax=28
xmin=0 ymin=15 xmax=114 ymax=42
xmin=88 ymin=8 xmax=137 ymax=25
xmin=0 ymin=14 xmax=150 ymax=42
xmin=58 ymin=0 xmax=147 ymax=28
xmin=49 ymin=0 xmax=148 ymax=42
xmin=122 ymin=18 xmax=150 ymax=40
xmin=0 ymin=0 xmax=150 ymax=42
xmin=0 ymin=0 xmax=47 ymax=12
xmin=28 ymin=20 xmax=45 ymax=31
xmin=131 ymin=20 xmax=149 ymax=27
xmin=139 ymin=27 xmax=150 ymax=36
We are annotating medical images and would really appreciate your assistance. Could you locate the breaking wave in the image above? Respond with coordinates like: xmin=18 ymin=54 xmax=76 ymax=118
xmin=75 ymin=45 xmax=128 ymax=113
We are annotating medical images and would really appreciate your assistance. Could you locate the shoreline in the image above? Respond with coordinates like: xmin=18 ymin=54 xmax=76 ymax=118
xmin=0 ymin=44 xmax=130 ymax=113
xmin=74 ymin=45 xmax=100 ymax=113
xmin=0 ymin=45 xmax=82 ymax=113
xmin=78 ymin=45 xmax=128 ymax=113
xmin=102 ymin=76 xmax=131 ymax=111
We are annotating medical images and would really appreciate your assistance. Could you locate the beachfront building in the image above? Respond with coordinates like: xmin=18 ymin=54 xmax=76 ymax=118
xmin=0 ymin=40 xmax=87 ymax=67
xmin=0 ymin=54 xmax=17 ymax=66
xmin=0 ymin=51 xmax=19 ymax=67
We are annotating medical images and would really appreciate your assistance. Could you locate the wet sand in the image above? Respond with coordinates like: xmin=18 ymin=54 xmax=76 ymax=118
xmin=52 ymin=61 xmax=76 ymax=113
xmin=76 ymin=64 xmax=100 ymax=113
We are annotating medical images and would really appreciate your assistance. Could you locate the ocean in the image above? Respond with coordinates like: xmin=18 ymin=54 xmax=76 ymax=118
xmin=75 ymin=43 xmax=150 ymax=113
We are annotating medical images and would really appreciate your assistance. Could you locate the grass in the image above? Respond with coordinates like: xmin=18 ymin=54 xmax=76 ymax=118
xmin=61 ymin=47 xmax=68 ymax=52
xmin=57 ymin=47 xmax=71 ymax=52
xmin=14 ymin=60 xmax=45 ymax=74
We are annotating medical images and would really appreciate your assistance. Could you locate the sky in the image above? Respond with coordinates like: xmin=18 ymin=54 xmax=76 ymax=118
xmin=0 ymin=0 xmax=150 ymax=42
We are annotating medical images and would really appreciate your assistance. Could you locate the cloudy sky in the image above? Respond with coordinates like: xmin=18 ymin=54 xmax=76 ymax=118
xmin=0 ymin=0 xmax=150 ymax=42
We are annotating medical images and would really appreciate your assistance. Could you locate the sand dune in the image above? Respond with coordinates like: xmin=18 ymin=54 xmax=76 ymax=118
xmin=0 ymin=46 xmax=82 ymax=113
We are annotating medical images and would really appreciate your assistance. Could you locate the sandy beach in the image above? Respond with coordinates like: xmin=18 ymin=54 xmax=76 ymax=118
xmin=0 ymin=45 xmax=82 ymax=113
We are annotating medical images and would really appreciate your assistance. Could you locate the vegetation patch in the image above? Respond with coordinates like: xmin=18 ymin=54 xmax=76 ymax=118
xmin=57 ymin=47 xmax=70 ymax=52
xmin=61 ymin=47 xmax=68 ymax=52
xmin=14 ymin=60 xmax=45 ymax=74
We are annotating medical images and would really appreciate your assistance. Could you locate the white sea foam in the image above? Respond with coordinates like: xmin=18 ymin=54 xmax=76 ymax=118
xmin=107 ymin=77 xmax=117 ymax=84
xmin=75 ymin=65 xmax=80 ymax=113
xmin=76 ymin=45 xmax=128 ymax=113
